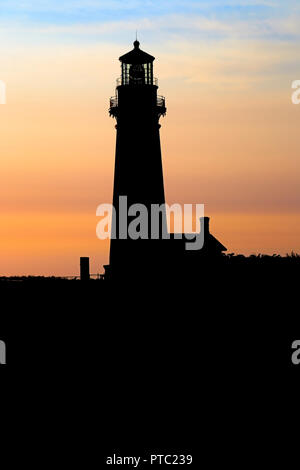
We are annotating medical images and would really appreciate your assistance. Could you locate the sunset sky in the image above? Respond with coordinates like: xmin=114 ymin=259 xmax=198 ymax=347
xmin=0 ymin=0 xmax=299 ymax=276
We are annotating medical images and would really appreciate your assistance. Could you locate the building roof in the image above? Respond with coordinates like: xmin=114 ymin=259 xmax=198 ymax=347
xmin=119 ymin=40 xmax=155 ymax=64
xmin=179 ymin=233 xmax=227 ymax=252
xmin=206 ymin=233 xmax=227 ymax=252
xmin=169 ymin=232 xmax=227 ymax=253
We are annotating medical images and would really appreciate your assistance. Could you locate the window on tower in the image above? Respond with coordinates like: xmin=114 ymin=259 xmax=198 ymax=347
xmin=121 ymin=62 xmax=154 ymax=86
xmin=129 ymin=64 xmax=145 ymax=85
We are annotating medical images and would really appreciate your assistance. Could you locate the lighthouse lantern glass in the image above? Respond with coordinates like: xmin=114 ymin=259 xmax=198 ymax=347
xmin=121 ymin=62 xmax=153 ymax=86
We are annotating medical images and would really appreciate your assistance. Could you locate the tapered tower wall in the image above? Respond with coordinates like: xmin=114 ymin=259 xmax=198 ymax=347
xmin=107 ymin=42 xmax=167 ymax=278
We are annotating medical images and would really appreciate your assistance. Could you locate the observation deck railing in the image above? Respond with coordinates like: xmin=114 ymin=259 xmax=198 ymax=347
xmin=109 ymin=94 xmax=165 ymax=111
xmin=116 ymin=76 xmax=158 ymax=87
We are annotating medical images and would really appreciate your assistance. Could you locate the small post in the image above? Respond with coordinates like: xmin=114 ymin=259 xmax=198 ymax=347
xmin=80 ymin=257 xmax=90 ymax=281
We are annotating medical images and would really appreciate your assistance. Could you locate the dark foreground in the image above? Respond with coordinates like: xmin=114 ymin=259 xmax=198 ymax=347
xmin=1 ymin=256 xmax=299 ymax=466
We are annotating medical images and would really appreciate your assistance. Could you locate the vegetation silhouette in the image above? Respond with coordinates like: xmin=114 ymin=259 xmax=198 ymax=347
xmin=0 ymin=252 xmax=299 ymax=289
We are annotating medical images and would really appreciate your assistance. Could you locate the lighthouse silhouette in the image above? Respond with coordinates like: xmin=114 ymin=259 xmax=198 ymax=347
xmin=104 ymin=40 xmax=226 ymax=281
xmin=105 ymin=40 xmax=169 ymax=280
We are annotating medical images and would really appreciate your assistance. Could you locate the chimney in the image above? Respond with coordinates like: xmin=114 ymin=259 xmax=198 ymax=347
xmin=200 ymin=217 xmax=210 ymax=237
xmin=80 ymin=257 xmax=90 ymax=281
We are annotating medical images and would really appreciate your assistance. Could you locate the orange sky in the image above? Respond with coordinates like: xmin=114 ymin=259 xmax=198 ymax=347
xmin=1 ymin=39 xmax=299 ymax=276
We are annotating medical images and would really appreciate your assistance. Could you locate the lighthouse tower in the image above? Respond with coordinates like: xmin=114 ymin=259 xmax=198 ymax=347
xmin=106 ymin=40 xmax=168 ymax=279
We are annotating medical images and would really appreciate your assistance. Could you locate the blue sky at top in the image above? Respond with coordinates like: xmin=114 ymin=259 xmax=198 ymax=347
xmin=0 ymin=0 xmax=299 ymax=44
xmin=0 ymin=1 xmax=278 ymax=23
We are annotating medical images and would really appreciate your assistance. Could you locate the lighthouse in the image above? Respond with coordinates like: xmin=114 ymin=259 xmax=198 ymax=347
xmin=106 ymin=40 xmax=168 ymax=279
xmin=104 ymin=40 xmax=227 ymax=281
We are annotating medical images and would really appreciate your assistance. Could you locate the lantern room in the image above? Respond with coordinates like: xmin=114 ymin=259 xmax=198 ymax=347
xmin=119 ymin=40 xmax=156 ymax=86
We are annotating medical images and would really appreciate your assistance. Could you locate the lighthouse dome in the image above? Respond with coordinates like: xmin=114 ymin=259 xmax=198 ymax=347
xmin=119 ymin=41 xmax=155 ymax=65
